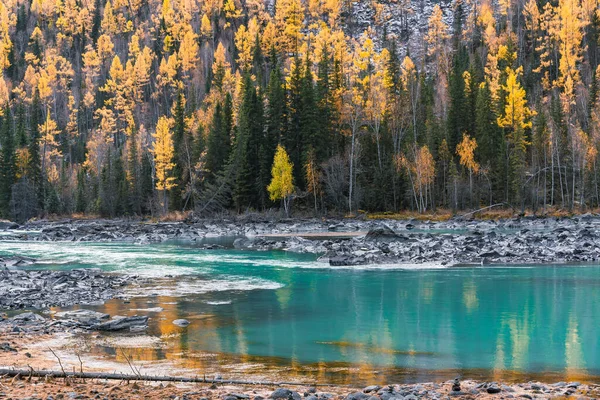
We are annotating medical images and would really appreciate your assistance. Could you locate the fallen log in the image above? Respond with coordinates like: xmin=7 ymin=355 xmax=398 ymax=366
xmin=0 ymin=368 xmax=337 ymax=387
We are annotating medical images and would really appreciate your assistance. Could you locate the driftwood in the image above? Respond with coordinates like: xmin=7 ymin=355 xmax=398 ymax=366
xmin=456 ymin=203 xmax=506 ymax=219
xmin=0 ymin=368 xmax=337 ymax=387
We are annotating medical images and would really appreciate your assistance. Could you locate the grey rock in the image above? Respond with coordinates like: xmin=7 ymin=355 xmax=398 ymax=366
xmin=486 ymin=385 xmax=501 ymax=394
xmin=55 ymin=309 xmax=109 ymax=324
xmin=531 ymin=384 xmax=543 ymax=391
xmin=363 ymin=386 xmax=381 ymax=394
xmin=271 ymin=389 xmax=301 ymax=400
xmin=365 ymin=225 xmax=399 ymax=241
xmin=94 ymin=315 xmax=148 ymax=331
xmin=230 ymin=394 xmax=250 ymax=399
xmin=11 ymin=312 xmax=45 ymax=323
xmin=345 ymin=392 xmax=369 ymax=400
xmin=502 ymin=385 xmax=515 ymax=392
xmin=173 ymin=319 xmax=190 ymax=327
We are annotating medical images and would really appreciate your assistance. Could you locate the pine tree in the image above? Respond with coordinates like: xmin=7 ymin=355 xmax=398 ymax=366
xmin=300 ymin=53 xmax=319 ymax=179
xmin=171 ymin=91 xmax=186 ymax=210
xmin=15 ymin=103 xmax=27 ymax=148
xmin=316 ymin=43 xmax=334 ymax=159
xmin=286 ymin=55 xmax=305 ymax=188
xmin=75 ymin=167 xmax=87 ymax=213
xmin=205 ymin=101 xmax=232 ymax=180
xmin=0 ymin=107 xmax=16 ymax=217
xmin=233 ymin=74 xmax=264 ymax=211
xmin=447 ymin=46 xmax=470 ymax=151
xmin=27 ymin=91 xmax=43 ymax=210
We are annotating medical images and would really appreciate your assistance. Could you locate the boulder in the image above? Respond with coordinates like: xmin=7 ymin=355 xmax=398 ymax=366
xmin=270 ymin=389 xmax=301 ymax=400
xmin=11 ymin=312 xmax=45 ymax=323
xmin=173 ymin=319 xmax=190 ymax=327
xmin=55 ymin=309 xmax=109 ymax=324
xmin=365 ymin=225 xmax=398 ymax=241
xmin=486 ymin=385 xmax=501 ymax=394
xmin=345 ymin=392 xmax=369 ymax=400
xmin=362 ymin=386 xmax=381 ymax=394
xmin=94 ymin=315 xmax=148 ymax=331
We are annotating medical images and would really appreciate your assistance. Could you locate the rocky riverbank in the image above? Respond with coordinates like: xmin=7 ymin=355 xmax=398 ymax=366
xmin=4 ymin=215 xmax=600 ymax=265
xmin=0 ymin=264 xmax=145 ymax=310
xmin=0 ymin=368 xmax=598 ymax=400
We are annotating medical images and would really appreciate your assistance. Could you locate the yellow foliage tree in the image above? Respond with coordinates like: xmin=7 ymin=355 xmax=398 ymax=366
xmin=152 ymin=116 xmax=176 ymax=214
xmin=397 ymin=145 xmax=435 ymax=213
xmin=456 ymin=133 xmax=479 ymax=204
xmin=425 ymin=5 xmax=450 ymax=116
xmin=267 ymin=144 xmax=294 ymax=216
xmin=234 ymin=24 xmax=253 ymax=72
xmin=498 ymin=67 xmax=533 ymax=131
xmin=275 ymin=0 xmax=304 ymax=54
xmin=178 ymin=29 xmax=199 ymax=76
xmin=498 ymin=67 xmax=533 ymax=203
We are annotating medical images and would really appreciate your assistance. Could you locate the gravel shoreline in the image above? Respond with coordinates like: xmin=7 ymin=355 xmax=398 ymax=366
xmin=5 ymin=215 xmax=600 ymax=265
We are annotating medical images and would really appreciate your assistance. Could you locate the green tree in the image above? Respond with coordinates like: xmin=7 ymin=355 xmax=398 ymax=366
xmin=27 ymin=91 xmax=43 ymax=210
xmin=171 ymin=91 xmax=186 ymax=210
xmin=0 ymin=107 xmax=16 ymax=217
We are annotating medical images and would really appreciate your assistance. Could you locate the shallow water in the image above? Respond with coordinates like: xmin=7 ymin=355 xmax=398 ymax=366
xmin=1 ymin=240 xmax=599 ymax=384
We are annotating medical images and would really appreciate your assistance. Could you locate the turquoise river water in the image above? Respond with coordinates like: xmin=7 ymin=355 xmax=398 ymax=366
xmin=0 ymin=240 xmax=599 ymax=384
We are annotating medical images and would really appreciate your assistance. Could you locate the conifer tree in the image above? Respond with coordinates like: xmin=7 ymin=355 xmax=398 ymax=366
xmin=205 ymin=101 xmax=232 ymax=180
xmin=0 ymin=107 xmax=16 ymax=217
xmin=27 ymin=91 xmax=43 ymax=210
xmin=300 ymin=53 xmax=319 ymax=178
xmin=171 ymin=91 xmax=186 ymax=210
xmin=286 ymin=55 xmax=305 ymax=188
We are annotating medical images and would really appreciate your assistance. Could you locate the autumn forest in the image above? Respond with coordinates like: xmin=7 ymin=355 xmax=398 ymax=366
xmin=0 ymin=0 xmax=597 ymax=219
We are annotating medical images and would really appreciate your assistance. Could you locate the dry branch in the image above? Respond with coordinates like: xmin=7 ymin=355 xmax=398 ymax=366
xmin=0 ymin=368 xmax=339 ymax=387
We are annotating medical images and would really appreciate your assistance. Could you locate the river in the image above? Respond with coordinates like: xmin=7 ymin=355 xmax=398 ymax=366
xmin=1 ymin=240 xmax=599 ymax=384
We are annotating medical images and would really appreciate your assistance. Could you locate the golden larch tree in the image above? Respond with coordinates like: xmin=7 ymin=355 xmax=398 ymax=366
xmin=456 ymin=133 xmax=480 ymax=205
xmin=152 ymin=116 xmax=176 ymax=214
xmin=268 ymin=144 xmax=294 ymax=216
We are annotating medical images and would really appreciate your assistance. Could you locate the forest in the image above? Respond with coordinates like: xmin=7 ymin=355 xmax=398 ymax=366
xmin=0 ymin=0 xmax=598 ymax=219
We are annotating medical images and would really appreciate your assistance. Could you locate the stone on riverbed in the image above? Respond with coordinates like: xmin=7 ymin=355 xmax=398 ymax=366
xmin=11 ymin=312 xmax=45 ymax=323
xmin=363 ymin=386 xmax=381 ymax=394
xmin=270 ymin=389 xmax=301 ymax=400
xmin=345 ymin=392 xmax=370 ymax=400
xmin=172 ymin=319 xmax=190 ymax=327
xmin=365 ymin=225 xmax=399 ymax=241
xmin=55 ymin=309 xmax=110 ymax=324
xmin=93 ymin=315 xmax=148 ymax=332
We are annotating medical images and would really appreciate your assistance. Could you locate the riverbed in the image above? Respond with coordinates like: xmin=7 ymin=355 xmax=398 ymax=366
xmin=1 ymin=238 xmax=599 ymax=385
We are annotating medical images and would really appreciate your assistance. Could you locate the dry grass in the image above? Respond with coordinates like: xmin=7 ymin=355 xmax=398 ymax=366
xmin=366 ymin=206 xmax=600 ymax=222
xmin=157 ymin=210 xmax=192 ymax=222
xmin=365 ymin=210 xmax=454 ymax=222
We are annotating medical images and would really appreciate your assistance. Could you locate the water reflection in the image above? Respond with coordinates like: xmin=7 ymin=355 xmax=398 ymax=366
xmin=52 ymin=261 xmax=600 ymax=384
